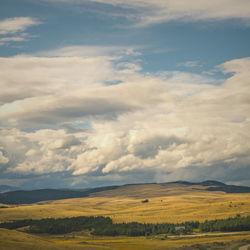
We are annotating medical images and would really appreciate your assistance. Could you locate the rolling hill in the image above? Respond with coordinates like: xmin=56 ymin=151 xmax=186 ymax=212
xmin=0 ymin=180 xmax=250 ymax=224
xmin=0 ymin=228 xmax=110 ymax=250
xmin=0 ymin=180 xmax=250 ymax=205
xmin=0 ymin=186 xmax=119 ymax=204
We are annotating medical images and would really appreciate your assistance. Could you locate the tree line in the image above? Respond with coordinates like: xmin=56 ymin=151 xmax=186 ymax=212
xmin=0 ymin=216 xmax=112 ymax=234
xmin=0 ymin=215 xmax=249 ymax=236
xmin=199 ymin=215 xmax=250 ymax=232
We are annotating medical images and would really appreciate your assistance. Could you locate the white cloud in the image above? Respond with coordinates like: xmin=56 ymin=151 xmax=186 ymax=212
xmin=0 ymin=151 xmax=9 ymax=164
xmin=0 ymin=17 xmax=41 ymax=46
xmin=66 ymin=57 xmax=250 ymax=178
xmin=48 ymin=135 xmax=81 ymax=150
xmin=0 ymin=128 xmax=87 ymax=175
xmin=0 ymin=32 xmax=37 ymax=46
xmin=44 ymin=0 xmax=250 ymax=26
xmin=0 ymin=48 xmax=156 ymax=128
xmin=0 ymin=46 xmax=142 ymax=106
xmin=0 ymin=17 xmax=40 ymax=35
xmin=103 ymin=154 xmax=144 ymax=173
xmin=221 ymin=57 xmax=250 ymax=74
xmin=0 ymin=36 xmax=27 ymax=46
xmin=36 ymin=45 xmax=141 ymax=58
xmin=0 ymin=55 xmax=114 ymax=105
xmin=0 ymin=49 xmax=249 ymax=186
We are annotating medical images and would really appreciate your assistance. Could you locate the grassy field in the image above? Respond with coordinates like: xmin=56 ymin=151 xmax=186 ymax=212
xmin=0 ymin=228 xmax=111 ymax=250
xmin=1 ymin=228 xmax=250 ymax=250
xmin=1 ymin=184 xmax=250 ymax=249
xmin=0 ymin=184 xmax=249 ymax=224
xmin=50 ymin=232 xmax=250 ymax=250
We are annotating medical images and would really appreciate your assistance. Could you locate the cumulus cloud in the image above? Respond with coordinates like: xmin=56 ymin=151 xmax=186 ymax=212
xmin=44 ymin=0 xmax=250 ymax=26
xmin=0 ymin=48 xmax=157 ymax=128
xmin=0 ymin=128 xmax=87 ymax=175
xmin=0 ymin=55 xmax=114 ymax=105
xmin=0 ymin=50 xmax=249 ymax=187
xmin=0 ymin=46 xmax=143 ymax=108
xmin=64 ymin=57 xmax=250 ymax=182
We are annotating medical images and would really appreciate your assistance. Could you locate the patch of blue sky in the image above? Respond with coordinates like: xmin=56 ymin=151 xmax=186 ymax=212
xmin=105 ymin=80 xmax=123 ymax=86
xmin=0 ymin=0 xmax=134 ymax=55
xmin=138 ymin=21 xmax=250 ymax=73
xmin=74 ymin=122 xmax=91 ymax=129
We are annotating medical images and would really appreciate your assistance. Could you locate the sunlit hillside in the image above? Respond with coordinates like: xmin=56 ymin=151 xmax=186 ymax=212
xmin=0 ymin=228 xmax=110 ymax=250
xmin=1 ymin=227 xmax=250 ymax=250
xmin=1 ymin=183 xmax=249 ymax=224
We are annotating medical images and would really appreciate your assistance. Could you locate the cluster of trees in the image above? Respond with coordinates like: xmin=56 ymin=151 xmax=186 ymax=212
xmin=199 ymin=215 xmax=250 ymax=232
xmin=93 ymin=221 xmax=198 ymax=236
xmin=0 ymin=219 xmax=34 ymax=229
xmin=0 ymin=215 xmax=249 ymax=236
xmin=93 ymin=222 xmax=176 ymax=236
xmin=0 ymin=216 xmax=112 ymax=234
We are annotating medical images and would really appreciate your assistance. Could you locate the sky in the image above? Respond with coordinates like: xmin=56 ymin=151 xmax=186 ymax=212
xmin=0 ymin=0 xmax=250 ymax=189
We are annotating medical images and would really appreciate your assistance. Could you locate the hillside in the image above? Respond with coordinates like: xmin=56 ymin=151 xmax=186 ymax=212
xmin=0 ymin=228 xmax=110 ymax=250
xmin=0 ymin=180 xmax=250 ymax=205
xmin=0 ymin=181 xmax=249 ymax=224
xmin=1 ymin=228 xmax=250 ymax=250
xmin=0 ymin=185 xmax=119 ymax=204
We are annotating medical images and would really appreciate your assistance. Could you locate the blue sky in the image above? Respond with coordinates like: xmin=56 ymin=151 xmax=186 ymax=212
xmin=1 ymin=0 xmax=250 ymax=72
xmin=0 ymin=0 xmax=250 ymax=189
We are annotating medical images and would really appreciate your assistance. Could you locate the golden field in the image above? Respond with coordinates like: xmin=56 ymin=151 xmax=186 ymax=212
xmin=50 ymin=231 xmax=250 ymax=250
xmin=1 ymin=228 xmax=250 ymax=250
xmin=0 ymin=228 xmax=110 ymax=250
xmin=0 ymin=184 xmax=250 ymax=224
xmin=1 ymin=184 xmax=250 ymax=249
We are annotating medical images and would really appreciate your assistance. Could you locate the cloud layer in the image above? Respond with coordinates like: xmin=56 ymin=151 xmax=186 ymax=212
xmin=44 ymin=0 xmax=250 ymax=26
xmin=0 ymin=46 xmax=249 ymax=187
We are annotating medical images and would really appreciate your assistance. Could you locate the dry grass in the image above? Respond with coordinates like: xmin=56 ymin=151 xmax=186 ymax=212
xmin=1 ymin=228 xmax=250 ymax=250
xmin=49 ymin=231 xmax=250 ymax=250
xmin=0 ymin=184 xmax=249 ymax=224
xmin=1 ymin=184 xmax=250 ymax=250
xmin=0 ymin=228 xmax=111 ymax=250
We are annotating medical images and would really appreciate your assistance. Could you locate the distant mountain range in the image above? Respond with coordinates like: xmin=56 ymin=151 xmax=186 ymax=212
xmin=168 ymin=180 xmax=250 ymax=193
xmin=0 ymin=185 xmax=18 ymax=193
xmin=0 ymin=185 xmax=119 ymax=205
xmin=0 ymin=180 xmax=249 ymax=205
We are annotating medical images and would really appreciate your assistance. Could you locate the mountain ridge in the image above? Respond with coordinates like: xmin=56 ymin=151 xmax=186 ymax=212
xmin=0 ymin=185 xmax=18 ymax=193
